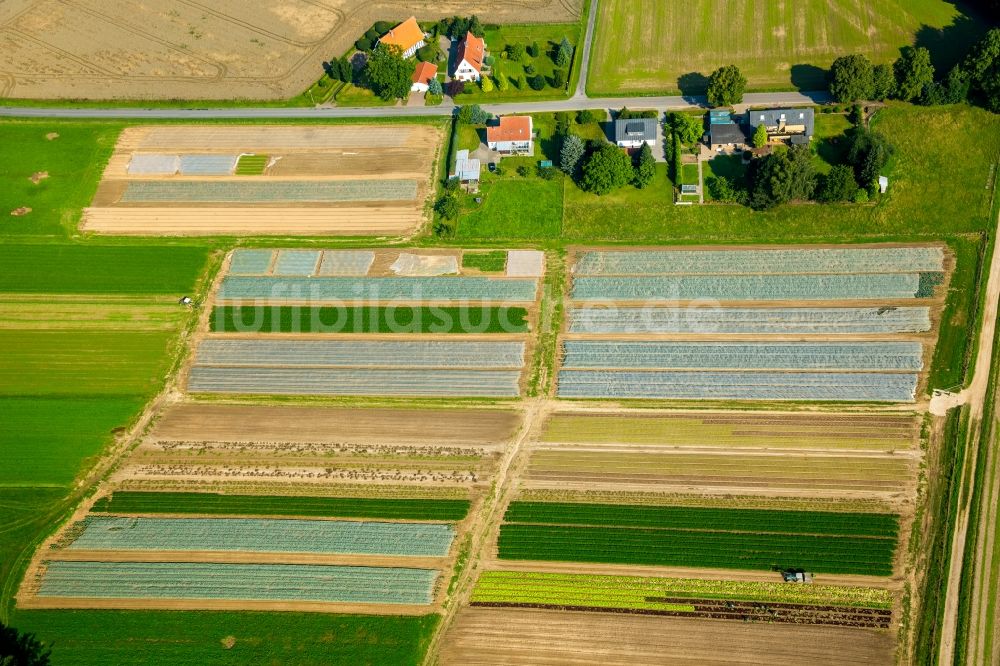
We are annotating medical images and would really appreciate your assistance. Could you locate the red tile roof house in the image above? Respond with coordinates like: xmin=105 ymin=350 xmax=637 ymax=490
xmin=487 ymin=116 xmax=534 ymax=156
xmin=411 ymin=61 xmax=438 ymax=93
xmin=453 ymin=32 xmax=485 ymax=83
xmin=377 ymin=17 xmax=426 ymax=59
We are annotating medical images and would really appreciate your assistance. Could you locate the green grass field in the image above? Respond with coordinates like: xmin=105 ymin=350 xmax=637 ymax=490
xmin=10 ymin=610 xmax=438 ymax=665
xmin=588 ymin=0 xmax=987 ymax=95
xmin=92 ymin=492 xmax=470 ymax=521
xmin=462 ymin=251 xmax=507 ymax=272
xmin=209 ymin=306 xmax=529 ymax=334
xmin=0 ymin=122 xmax=122 ymax=235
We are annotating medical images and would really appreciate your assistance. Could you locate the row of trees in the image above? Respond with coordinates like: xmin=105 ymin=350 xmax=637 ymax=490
xmin=829 ymin=28 xmax=1000 ymax=112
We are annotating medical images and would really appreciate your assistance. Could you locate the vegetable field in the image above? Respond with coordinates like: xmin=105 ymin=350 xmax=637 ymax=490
xmin=35 ymin=561 xmax=439 ymax=605
xmin=211 ymin=306 xmax=529 ymax=334
xmin=497 ymin=502 xmax=898 ymax=575
xmin=471 ymin=572 xmax=892 ymax=626
xmin=92 ymin=492 xmax=470 ymax=521
xmin=559 ymin=245 xmax=947 ymax=401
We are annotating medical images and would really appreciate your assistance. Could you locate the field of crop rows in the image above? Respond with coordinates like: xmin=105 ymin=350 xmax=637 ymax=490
xmin=568 ymin=306 xmax=933 ymax=334
xmin=539 ymin=411 xmax=920 ymax=451
xmin=120 ymin=180 xmax=418 ymax=203
xmin=34 ymin=561 xmax=438 ymax=605
xmin=471 ymin=571 xmax=892 ymax=628
xmin=186 ymin=248 xmax=541 ymax=398
xmin=559 ymin=245 xmax=946 ymax=401
xmin=84 ymin=125 xmax=443 ymax=236
xmin=59 ymin=516 xmax=456 ymax=557
xmin=495 ymin=501 xmax=898 ymax=575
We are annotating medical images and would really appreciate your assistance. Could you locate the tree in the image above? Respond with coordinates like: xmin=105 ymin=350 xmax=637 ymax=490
xmin=556 ymin=37 xmax=573 ymax=68
xmin=496 ymin=75 xmax=510 ymax=92
xmin=708 ymin=176 xmax=747 ymax=204
xmin=428 ymin=77 xmax=443 ymax=96
xmin=667 ymin=112 xmax=703 ymax=145
xmin=560 ymin=134 xmax=586 ymax=174
xmin=551 ymin=69 xmax=566 ymax=89
xmin=527 ymin=41 xmax=540 ymax=58
xmin=528 ymin=74 xmax=547 ymax=90
xmin=507 ymin=43 xmax=526 ymax=62
xmin=752 ymin=123 xmax=769 ymax=149
xmin=671 ymin=134 xmax=682 ymax=185
xmin=817 ymin=164 xmax=859 ymax=202
xmin=964 ymin=28 xmax=1000 ymax=112
xmin=555 ymin=112 xmax=572 ymax=136
xmin=893 ymin=46 xmax=934 ymax=101
xmin=435 ymin=194 xmax=459 ymax=220
xmin=706 ymin=65 xmax=747 ymax=107
xmin=921 ymin=66 xmax=970 ymax=105
xmin=634 ymin=143 xmax=656 ymax=189
xmin=364 ymin=45 xmax=415 ymax=100
xmin=0 ymin=622 xmax=51 ymax=666
xmin=373 ymin=21 xmax=393 ymax=35
xmin=847 ymin=127 xmax=893 ymax=186
xmin=829 ymin=54 xmax=875 ymax=102
xmin=468 ymin=15 xmax=484 ymax=38
xmin=416 ymin=43 xmax=440 ymax=63
xmin=577 ymin=109 xmax=605 ymax=124
xmin=480 ymin=75 xmax=494 ymax=93
xmin=457 ymin=104 xmax=490 ymax=125
xmin=747 ymin=145 xmax=816 ymax=210
xmin=871 ymin=63 xmax=895 ymax=101
xmin=581 ymin=143 xmax=634 ymax=195
xmin=448 ymin=16 xmax=470 ymax=39
xmin=355 ymin=37 xmax=372 ymax=52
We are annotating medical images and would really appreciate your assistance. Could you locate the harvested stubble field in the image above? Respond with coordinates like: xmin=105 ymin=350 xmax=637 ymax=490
xmin=0 ymin=0 xmax=584 ymax=100
xmin=439 ymin=607 xmax=895 ymax=665
xmin=588 ymin=0 xmax=982 ymax=95
xmin=82 ymin=125 xmax=444 ymax=236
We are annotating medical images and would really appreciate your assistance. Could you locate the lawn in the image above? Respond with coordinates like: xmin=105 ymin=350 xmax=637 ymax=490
xmin=456 ymin=176 xmax=564 ymax=239
xmin=588 ymin=0 xmax=988 ymax=95
xmin=455 ymin=23 xmax=581 ymax=103
xmin=11 ymin=610 xmax=439 ymax=666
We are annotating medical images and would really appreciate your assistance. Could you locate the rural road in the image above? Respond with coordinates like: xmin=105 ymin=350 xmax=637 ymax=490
xmin=0 ymin=92 xmax=829 ymax=119
xmin=573 ymin=0 xmax=600 ymax=99
xmin=937 ymin=208 xmax=1000 ymax=665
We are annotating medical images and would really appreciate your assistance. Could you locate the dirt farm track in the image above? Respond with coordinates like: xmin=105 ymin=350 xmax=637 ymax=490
xmin=0 ymin=0 xmax=583 ymax=100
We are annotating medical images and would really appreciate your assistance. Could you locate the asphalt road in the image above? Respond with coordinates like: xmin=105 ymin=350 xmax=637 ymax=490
xmin=0 ymin=91 xmax=829 ymax=119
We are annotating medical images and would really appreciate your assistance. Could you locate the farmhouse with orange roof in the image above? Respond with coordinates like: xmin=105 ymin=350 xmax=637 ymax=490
xmin=453 ymin=32 xmax=486 ymax=83
xmin=378 ymin=17 xmax=426 ymax=59
xmin=487 ymin=116 xmax=534 ymax=156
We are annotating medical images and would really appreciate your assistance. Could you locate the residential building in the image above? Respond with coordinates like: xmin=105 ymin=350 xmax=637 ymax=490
xmin=614 ymin=117 xmax=657 ymax=149
xmin=452 ymin=149 xmax=481 ymax=191
xmin=708 ymin=109 xmax=747 ymax=151
xmin=378 ymin=17 xmax=426 ymax=58
xmin=487 ymin=116 xmax=534 ymax=156
xmin=411 ymin=61 xmax=438 ymax=93
xmin=747 ymin=107 xmax=815 ymax=144
xmin=453 ymin=32 xmax=485 ymax=83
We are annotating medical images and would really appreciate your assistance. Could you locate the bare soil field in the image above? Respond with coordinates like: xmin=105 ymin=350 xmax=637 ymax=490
xmin=439 ymin=607 xmax=895 ymax=665
xmin=82 ymin=125 xmax=444 ymax=236
xmin=149 ymin=403 xmax=521 ymax=446
xmin=0 ymin=0 xmax=584 ymax=99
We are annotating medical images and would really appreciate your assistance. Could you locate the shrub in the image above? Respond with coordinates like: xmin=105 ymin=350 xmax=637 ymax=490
xmin=853 ymin=188 xmax=870 ymax=203
xmin=552 ymin=69 xmax=566 ymax=88
xmin=555 ymin=37 xmax=573 ymax=68
xmin=527 ymin=41 xmax=540 ymax=58
xmin=537 ymin=165 xmax=556 ymax=180
xmin=525 ymin=64 xmax=537 ymax=76
xmin=517 ymin=165 xmax=530 ymax=177
xmin=373 ymin=21 xmax=393 ymax=35
xmin=817 ymin=165 xmax=859 ymax=202
xmin=355 ymin=38 xmax=372 ymax=52
xmin=457 ymin=104 xmax=491 ymax=125
xmin=578 ymin=109 xmax=605 ymax=124
xmin=528 ymin=74 xmax=547 ymax=90
xmin=435 ymin=194 xmax=460 ymax=220
xmin=481 ymin=76 xmax=495 ymax=93
xmin=634 ymin=143 xmax=656 ymax=189
xmin=507 ymin=43 xmax=526 ymax=61
xmin=496 ymin=75 xmax=510 ymax=92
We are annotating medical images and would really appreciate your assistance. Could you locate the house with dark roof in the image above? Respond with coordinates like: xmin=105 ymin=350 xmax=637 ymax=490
xmin=708 ymin=110 xmax=746 ymax=150
xmin=747 ymin=107 xmax=815 ymax=144
xmin=614 ymin=118 xmax=657 ymax=149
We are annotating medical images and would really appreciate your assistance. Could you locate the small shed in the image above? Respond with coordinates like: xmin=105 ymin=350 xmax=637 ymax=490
xmin=453 ymin=149 xmax=481 ymax=191
xmin=681 ymin=184 xmax=698 ymax=195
